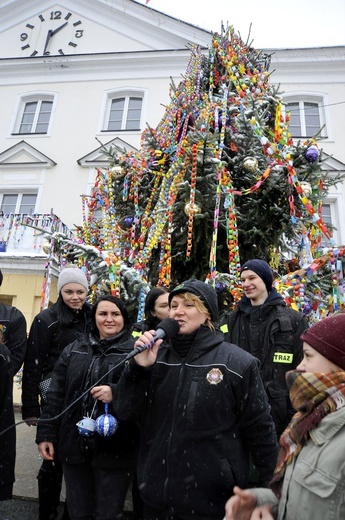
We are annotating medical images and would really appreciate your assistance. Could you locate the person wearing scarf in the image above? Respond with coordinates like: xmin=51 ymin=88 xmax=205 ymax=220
xmin=224 ymin=312 xmax=345 ymax=520
xmin=114 ymin=279 xmax=278 ymax=520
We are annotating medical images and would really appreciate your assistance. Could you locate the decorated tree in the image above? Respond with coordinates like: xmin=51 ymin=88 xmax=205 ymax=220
xmin=38 ymin=26 xmax=345 ymax=321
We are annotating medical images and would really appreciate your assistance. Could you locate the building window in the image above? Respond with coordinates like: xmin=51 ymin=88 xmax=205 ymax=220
xmin=104 ymin=92 xmax=143 ymax=131
xmin=283 ymin=94 xmax=327 ymax=139
xmin=0 ymin=193 xmax=37 ymax=215
xmin=13 ymin=93 xmax=55 ymax=135
xmin=19 ymin=100 xmax=53 ymax=134
xmin=320 ymin=202 xmax=335 ymax=247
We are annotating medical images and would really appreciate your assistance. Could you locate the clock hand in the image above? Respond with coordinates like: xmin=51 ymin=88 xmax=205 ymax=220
xmin=43 ymin=29 xmax=53 ymax=55
xmin=50 ymin=22 xmax=68 ymax=37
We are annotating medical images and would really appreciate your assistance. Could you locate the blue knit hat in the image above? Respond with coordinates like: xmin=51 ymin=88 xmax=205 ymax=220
xmin=169 ymin=279 xmax=219 ymax=321
xmin=240 ymin=259 xmax=273 ymax=292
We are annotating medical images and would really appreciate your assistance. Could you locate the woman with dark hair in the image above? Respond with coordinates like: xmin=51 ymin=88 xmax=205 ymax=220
xmin=114 ymin=279 xmax=278 ymax=520
xmin=132 ymin=286 xmax=170 ymax=336
xmin=22 ymin=265 xmax=92 ymax=519
xmin=36 ymin=294 xmax=139 ymax=520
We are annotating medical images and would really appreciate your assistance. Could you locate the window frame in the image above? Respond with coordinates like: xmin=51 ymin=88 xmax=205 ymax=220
xmin=282 ymin=92 xmax=330 ymax=140
xmin=0 ymin=191 xmax=38 ymax=215
xmin=11 ymin=92 xmax=57 ymax=136
xmin=320 ymin=197 xmax=341 ymax=247
xmin=101 ymin=89 xmax=146 ymax=133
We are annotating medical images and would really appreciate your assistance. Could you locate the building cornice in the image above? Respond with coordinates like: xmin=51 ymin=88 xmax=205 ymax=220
xmin=0 ymin=48 xmax=204 ymax=85
xmin=268 ymin=46 xmax=345 ymax=81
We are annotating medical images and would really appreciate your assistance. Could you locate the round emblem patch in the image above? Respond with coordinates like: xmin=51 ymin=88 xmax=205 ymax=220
xmin=206 ymin=368 xmax=223 ymax=385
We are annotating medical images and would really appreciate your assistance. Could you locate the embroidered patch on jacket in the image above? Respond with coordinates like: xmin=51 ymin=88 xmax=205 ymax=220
xmin=206 ymin=368 xmax=223 ymax=385
xmin=273 ymin=352 xmax=293 ymax=363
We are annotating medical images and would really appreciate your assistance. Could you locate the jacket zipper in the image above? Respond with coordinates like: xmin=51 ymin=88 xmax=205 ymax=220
xmin=163 ymin=360 xmax=185 ymax=505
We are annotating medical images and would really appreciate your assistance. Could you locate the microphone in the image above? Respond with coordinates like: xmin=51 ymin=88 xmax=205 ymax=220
xmin=126 ymin=318 xmax=180 ymax=360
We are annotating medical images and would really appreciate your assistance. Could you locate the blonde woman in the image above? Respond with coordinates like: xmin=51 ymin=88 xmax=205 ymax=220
xmin=115 ymin=279 xmax=278 ymax=520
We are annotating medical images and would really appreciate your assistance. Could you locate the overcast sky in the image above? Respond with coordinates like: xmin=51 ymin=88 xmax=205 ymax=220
xmin=136 ymin=0 xmax=345 ymax=48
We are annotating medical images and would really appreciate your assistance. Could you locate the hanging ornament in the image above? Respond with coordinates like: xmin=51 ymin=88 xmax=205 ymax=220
xmin=42 ymin=240 xmax=51 ymax=254
xmin=217 ymin=113 xmax=230 ymax=132
xmin=184 ymin=202 xmax=201 ymax=216
xmin=299 ymin=181 xmax=312 ymax=198
xmin=110 ymin=165 xmax=125 ymax=178
xmin=95 ymin=403 xmax=118 ymax=437
xmin=215 ymin=282 xmax=225 ymax=293
xmin=76 ymin=416 xmax=96 ymax=437
xmin=242 ymin=157 xmax=258 ymax=172
xmin=120 ymin=216 xmax=135 ymax=229
xmin=304 ymin=145 xmax=320 ymax=163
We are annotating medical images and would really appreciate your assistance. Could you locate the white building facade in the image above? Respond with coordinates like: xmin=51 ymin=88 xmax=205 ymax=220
xmin=0 ymin=0 xmax=344 ymax=322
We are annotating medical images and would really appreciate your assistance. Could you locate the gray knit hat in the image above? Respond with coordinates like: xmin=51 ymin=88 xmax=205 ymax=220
xmin=57 ymin=266 xmax=88 ymax=293
xmin=169 ymin=279 xmax=219 ymax=321
xmin=240 ymin=259 xmax=273 ymax=292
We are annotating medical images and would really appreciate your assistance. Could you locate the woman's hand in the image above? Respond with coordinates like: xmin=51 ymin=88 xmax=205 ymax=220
xmin=91 ymin=385 xmax=113 ymax=403
xmin=25 ymin=416 xmax=38 ymax=427
xmin=224 ymin=486 xmax=257 ymax=520
xmin=132 ymin=330 xmax=163 ymax=367
xmin=250 ymin=505 xmax=274 ymax=520
xmin=38 ymin=441 xmax=55 ymax=461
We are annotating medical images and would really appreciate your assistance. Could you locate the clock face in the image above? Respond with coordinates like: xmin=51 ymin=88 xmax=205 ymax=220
xmin=19 ymin=9 xmax=85 ymax=57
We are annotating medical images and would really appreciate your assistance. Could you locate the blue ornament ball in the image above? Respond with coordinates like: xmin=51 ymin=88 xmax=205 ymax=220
xmin=95 ymin=405 xmax=118 ymax=437
xmin=122 ymin=216 xmax=134 ymax=229
xmin=215 ymin=282 xmax=225 ymax=293
xmin=304 ymin=145 xmax=319 ymax=163
xmin=76 ymin=417 xmax=96 ymax=437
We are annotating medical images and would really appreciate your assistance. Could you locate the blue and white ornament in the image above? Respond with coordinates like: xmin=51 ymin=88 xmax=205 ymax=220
xmin=95 ymin=403 xmax=118 ymax=437
xmin=304 ymin=145 xmax=319 ymax=163
xmin=76 ymin=416 xmax=96 ymax=437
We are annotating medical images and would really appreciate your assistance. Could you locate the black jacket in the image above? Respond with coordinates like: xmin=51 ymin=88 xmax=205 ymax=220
xmin=36 ymin=330 xmax=139 ymax=470
xmin=220 ymin=289 xmax=308 ymax=437
xmin=114 ymin=325 xmax=278 ymax=519
xmin=22 ymin=300 xmax=92 ymax=420
xmin=0 ymin=302 xmax=27 ymax=376
xmin=0 ymin=343 xmax=15 ymax=500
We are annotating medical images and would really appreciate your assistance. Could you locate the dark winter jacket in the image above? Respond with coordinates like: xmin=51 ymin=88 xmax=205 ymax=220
xmin=131 ymin=316 xmax=161 ymax=338
xmin=0 ymin=342 xmax=15 ymax=500
xmin=22 ymin=300 xmax=92 ymax=420
xmin=36 ymin=330 xmax=139 ymax=470
xmin=220 ymin=289 xmax=308 ymax=437
xmin=114 ymin=325 xmax=278 ymax=519
xmin=0 ymin=302 xmax=27 ymax=376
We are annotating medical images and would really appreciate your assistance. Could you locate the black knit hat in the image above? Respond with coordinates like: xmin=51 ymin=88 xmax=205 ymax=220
xmin=169 ymin=279 xmax=219 ymax=321
xmin=240 ymin=259 xmax=273 ymax=292
xmin=300 ymin=313 xmax=345 ymax=370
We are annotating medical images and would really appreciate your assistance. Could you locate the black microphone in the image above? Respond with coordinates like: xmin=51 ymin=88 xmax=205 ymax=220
xmin=126 ymin=318 xmax=180 ymax=360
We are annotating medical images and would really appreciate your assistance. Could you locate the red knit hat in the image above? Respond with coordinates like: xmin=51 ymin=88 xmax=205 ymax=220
xmin=300 ymin=313 xmax=345 ymax=370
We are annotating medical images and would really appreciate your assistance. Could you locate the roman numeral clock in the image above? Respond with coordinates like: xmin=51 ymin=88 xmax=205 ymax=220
xmin=19 ymin=10 xmax=85 ymax=56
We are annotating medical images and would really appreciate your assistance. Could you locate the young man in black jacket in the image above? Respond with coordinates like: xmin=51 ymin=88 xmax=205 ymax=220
xmin=220 ymin=259 xmax=308 ymax=438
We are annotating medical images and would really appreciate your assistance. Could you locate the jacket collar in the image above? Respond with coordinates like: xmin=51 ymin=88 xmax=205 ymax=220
xmin=239 ymin=287 xmax=284 ymax=311
xmin=181 ymin=325 xmax=224 ymax=362
xmin=310 ymin=407 xmax=345 ymax=445
xmin=88 ymin=328 xmax=131 ymax=351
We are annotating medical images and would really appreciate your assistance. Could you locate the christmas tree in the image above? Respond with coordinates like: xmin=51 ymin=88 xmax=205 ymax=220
xmin=39 ymin=27 xmax=345 ymax=321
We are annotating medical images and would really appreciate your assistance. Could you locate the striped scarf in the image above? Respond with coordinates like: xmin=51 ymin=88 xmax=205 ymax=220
xmin=270 ymin=370 xmax=345 ymax=497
